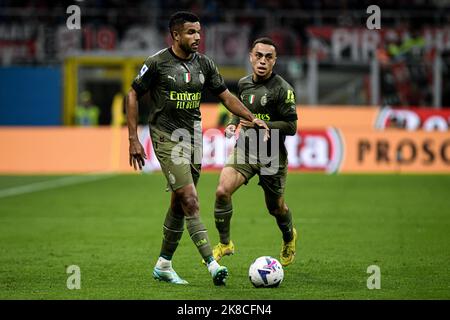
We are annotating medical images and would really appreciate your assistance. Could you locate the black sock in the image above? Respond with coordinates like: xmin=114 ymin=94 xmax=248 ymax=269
xmin=275 ymin=209 xmax=294 ymax=242
xmin=160 ymin=208 xmax=184 ymax=259
xmin=214 ymin=200 xmax=233 ymax=244
xmin=185 ymin=215 xmax=213 ymax=261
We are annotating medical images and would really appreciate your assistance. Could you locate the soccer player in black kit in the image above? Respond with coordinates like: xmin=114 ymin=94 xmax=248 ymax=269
xmin=125 ymin=12 xmax=269 ymax=285
xmin=212 ymin=38 xmax=298 ymax=267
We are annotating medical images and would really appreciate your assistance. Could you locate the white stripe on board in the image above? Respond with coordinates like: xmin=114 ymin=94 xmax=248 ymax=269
xmin=0 ymin=174 xmax=115 ymax=199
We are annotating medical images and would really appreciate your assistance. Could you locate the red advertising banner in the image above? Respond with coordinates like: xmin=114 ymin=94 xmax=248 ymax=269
xmin=375 ymin=107 xmax=450 ymax=131
xmin=138 ymin=127 xmax=343 ymax=173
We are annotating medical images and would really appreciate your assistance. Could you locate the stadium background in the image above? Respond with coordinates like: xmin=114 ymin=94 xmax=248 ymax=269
xmin=0 ymin=0 xmax=449 ymax=300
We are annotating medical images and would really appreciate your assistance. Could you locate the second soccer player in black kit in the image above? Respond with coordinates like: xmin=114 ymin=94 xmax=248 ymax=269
xmin=212 ymin=37 xmax=299 ymax=267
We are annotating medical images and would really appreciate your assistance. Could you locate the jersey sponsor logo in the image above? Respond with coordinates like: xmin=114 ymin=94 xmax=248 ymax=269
xmin=285 ymin=90 xmax=295 ymax=104
xmin=253 ymin=113 xmax=271 ymax=121
xmin=168 ymin=75 xmax=176 ymax=82
xmin=169 ymin=91 xmax=201 ymax=101
xmin=169 ymin=91 xmax=202 ymax=109
xmin=184 ymin=73 xmax=191 ymax=83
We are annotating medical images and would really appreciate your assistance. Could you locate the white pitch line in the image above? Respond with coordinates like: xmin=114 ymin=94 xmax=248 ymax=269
xmin=0 ymin=174 xmax=115 ymax=199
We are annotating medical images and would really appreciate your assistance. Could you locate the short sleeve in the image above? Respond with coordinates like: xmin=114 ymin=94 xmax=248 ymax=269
xmin=277 ymin=84 xmax=298 ymax=121
xmin=131 ymin=56 xmax=158 ymax=97
xmin=204 ymin=56 xmax=227 ymax=95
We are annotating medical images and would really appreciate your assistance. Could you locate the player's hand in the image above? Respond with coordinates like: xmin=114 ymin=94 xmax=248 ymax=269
xmin=129 ymin=137 xmax=147 ymax=170
xmin=239 ymin=119 xmax=254 ymax=128
xmin=224 ymin=124 xmax=237 ymax=138
xmin=241 ymin=119 xmax=270 ymax=142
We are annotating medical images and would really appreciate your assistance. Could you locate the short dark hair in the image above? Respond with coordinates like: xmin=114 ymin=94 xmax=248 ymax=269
xmin=169 ymin=11 xmax=200 ymax=38
xmin=250 ymin=37 xmax=278 ymax=53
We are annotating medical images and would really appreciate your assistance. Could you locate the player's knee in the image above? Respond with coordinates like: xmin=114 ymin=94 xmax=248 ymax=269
xmin=268 ymin=208 xmax=281 ymax=216
xmin=180 ymin=194 xmax=199 ymax=216
xmin=215 ymin=185 xmax=231 ymax=202
xmin=268 ymin=202 xmax=288 ymax=217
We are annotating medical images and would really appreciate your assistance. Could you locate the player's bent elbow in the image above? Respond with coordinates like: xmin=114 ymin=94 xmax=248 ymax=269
xmin=128 ymin=88 xmax=138 ymax=101
xmin=286 ymin=121 xmax=297 ymax=136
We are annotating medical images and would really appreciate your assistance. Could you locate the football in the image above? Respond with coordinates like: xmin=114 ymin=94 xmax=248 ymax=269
xmin=248 ymin=256 xmax=284 ymax=288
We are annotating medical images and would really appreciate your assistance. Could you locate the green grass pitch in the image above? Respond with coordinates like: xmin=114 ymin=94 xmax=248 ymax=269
xmin=0 ymin=173 xmax=449 ymax=299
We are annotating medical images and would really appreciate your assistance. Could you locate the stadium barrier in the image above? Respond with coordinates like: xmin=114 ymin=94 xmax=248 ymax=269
xmin=0 ymin=127 xmax=133 ymax=174
xmin=1 ymin=106 xmax=449 ymax=174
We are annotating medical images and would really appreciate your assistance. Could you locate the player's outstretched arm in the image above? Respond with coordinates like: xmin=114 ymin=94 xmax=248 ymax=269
xmin=125 ymin=88 xmax=147 ymax=170
xmin=267 ymin=120 xmax=297 ymax=136
xmin=218 ymin=89 xmax=253 ymax=121
xmin=218 ymin=89 xmax=270 ymax=141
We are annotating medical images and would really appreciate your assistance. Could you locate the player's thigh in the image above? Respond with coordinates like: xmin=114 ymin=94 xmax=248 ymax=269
xmin=160 ymin=154 xmax=194 ymax=191
xmin=151 ymin=128 xmax=194 ymax=191
xmin=224 ymin=148 xmax=256 ymax=190
xmin=217 ymin=166 xmax=247 ymax=196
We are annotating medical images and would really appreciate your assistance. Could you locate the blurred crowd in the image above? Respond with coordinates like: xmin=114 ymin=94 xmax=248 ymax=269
xmin=2 ymin=0 xmax=449 ymax=36
xmin=1 ymin=0 xmax=448 ymax=59
xmin=1 ymin=0 xmax=449 ymax=107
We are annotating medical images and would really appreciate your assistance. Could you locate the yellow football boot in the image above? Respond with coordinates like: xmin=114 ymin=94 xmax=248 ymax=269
xmin=280 ymin=228 xmax=297 ymax=267
xmin=213 ymin=241 xmax=235 ymax=261
xmin=202 ymin=241 xmax=235 ymax=265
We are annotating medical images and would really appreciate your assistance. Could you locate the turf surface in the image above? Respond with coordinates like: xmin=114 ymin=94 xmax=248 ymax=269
xmin=0 ymin=173 xmax=449 ymax=299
